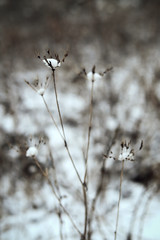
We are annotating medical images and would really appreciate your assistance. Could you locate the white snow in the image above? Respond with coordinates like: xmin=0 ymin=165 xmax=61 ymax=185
xmin=87 ymin=71 xmax=102 ymax=82
xmin=43 ymin=58 xmax=61 ymax=69
xmin=1 ymin=52 xmax=160 ymax=240
xmin=26 ymin=146 xmax=38 ymax=157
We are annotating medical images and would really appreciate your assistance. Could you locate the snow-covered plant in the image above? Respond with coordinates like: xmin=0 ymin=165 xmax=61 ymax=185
xmin=25 ymin=76 xmax=50 ymax=96
xmin=43 ymin=58 xmax=61 ymax=69
xmin=24 ymin=50 xmax=142 ymax=240
xmin=26 ymin=136 xmax=45 ymax=158
xmin=104 ymin=140 xmax=143 ymax=240
xmin=38 ymin=49 xmax=68 ymax=70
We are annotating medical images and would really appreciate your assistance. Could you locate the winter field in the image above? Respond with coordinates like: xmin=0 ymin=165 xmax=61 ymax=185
xmin=0 ymin=1 xmax=160 ymax=240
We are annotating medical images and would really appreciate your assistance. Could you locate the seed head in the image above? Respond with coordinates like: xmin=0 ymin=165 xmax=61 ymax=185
xmin=43 ymin=58 xmax=61 ymax=69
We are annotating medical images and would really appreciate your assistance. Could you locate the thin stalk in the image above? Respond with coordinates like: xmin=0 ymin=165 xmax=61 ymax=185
xmin=34 ymin=158 xmax=82 ymax=236
xmin=48 ymin=146 xmax=64 ymax=240
xmin=42 ymin=95 xmax=64 ymax=140
xmin=82 ymin=185 xmax=88 ymax=240
xmin=84 ymin=79 xmax=94 ymax=183
xmin=52 ymin=71 xmax=65 ymax=138
xmin=82 ymin=79 xmax=94 ymax=239
xmin=51 ymin=70 xmax=83 ymax=185
xmin=48 ymin=143 xmax=61 ymax=196
xmin=88 ymin=162 xmax=106 ymax=240
xmin=51 ymin=68 xmax=92 ymax=239
xmin=58 ymin=208 xmax=64 ymax=240
xmin=114 ymin=160 xmax=125 ymax=240
xmin=88 ymin=129 xmax=119 ymax=240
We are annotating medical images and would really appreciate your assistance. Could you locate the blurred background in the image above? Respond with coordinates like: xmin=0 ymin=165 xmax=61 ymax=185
xmin=1 ymin=0 xmax=160 ymax=66
xmin=1 ymin=0 xmax=160 ymax=240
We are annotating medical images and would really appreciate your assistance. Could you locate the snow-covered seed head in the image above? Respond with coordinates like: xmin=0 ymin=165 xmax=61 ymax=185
xmin=37 ymin=88 xmax=45 ymax=96
xmin=29 ymin=76 xmax=50 ymax=96
xmin=26 ymin=146 xmax=38 ymax=158
xmin=118 ymin=141 xmax=134 ymax=161
xmin=84 ymin=65 xmax=103 ymax=82
xmin=26 ymin=137 xmax=46 ymax=158
xmin=87 ymin=72 xmax=102 ymax=82
xmin=25 ymin=76 xmax=50 ymax=96
xmin=38 ymin=50 xmax=68 ymax=70
xmin=104 ymin=140 xmax=143 ymax=162
xmin=43 ymin=58 xmax=61 ymax=69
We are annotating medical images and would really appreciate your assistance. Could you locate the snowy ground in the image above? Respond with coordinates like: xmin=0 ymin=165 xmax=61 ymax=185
xmin=1 ymin=48 xmax=160 ymax=240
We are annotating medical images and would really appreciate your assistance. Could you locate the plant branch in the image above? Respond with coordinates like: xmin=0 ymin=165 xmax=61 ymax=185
xmin=114 ymin=160 xmax=125 ymax=240
xmin=84 ymin=79 xmax=94 ymax=184
xmin=51 ymin=70 xmax=83 ymax=186
xmin=34 ymin=157 xmax=82 ymax=236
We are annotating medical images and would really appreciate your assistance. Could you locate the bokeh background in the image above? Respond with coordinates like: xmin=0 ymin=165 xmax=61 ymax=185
xmin=1 ymin=1 xmax=160 ymax=240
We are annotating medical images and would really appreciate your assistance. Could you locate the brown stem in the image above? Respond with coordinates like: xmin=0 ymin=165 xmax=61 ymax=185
xmin=34 ymin=157 xmax=82 ymax=236
xmin=42 ymin=95 xmax=64 ymax=139
xmin=114 ymin=160 xmax=125 ymax=240
xmin=51 ymin=70 xmax=83 ymax=185
xmin=52 ymin=70 xmax=66 ymax=138
xmin=88 ymin=129 xmax=119 ymax=240
xmin=82 ymin=184 xmax=88 ymax=239
xmin=84 ymin=79 xmax=94 ymax=183
xmin=82 ymin=79 xmax=95 ymax=239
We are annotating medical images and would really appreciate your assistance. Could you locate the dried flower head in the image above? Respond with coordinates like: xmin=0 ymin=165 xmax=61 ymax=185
xmin=38 ymin=50 xmax=68 ymax=70
xmin=85 ymin=65 xmax=102 ymax=82
xmin=118 ymin=141 xmax=134 ymax=161
xmin=43 ymin=58 xmax=61 ymax=69
xmin=26 ymin=146 xmax=38 ymax=158
xmin=26 ymin=136 xmax=46 ymax=158
xmin=87 ymin=71 xmax=102 ymax=82
xmin=25 ymin=76 xmax=50 ymax=96
xmin=104 ymin=140 xmax=143 ymax=162
xmin=83 ymin=65 xmax=113 ymax=82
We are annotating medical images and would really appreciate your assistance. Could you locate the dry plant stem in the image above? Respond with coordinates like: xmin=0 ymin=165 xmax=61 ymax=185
xmin=114 ymin=160 xmax=125 ymax=240
xmin=58 ymin=208 xmax=64 ymax=240
xmin=84 ymin=79 xmax=94 ymax=183
xmin=52 ymin=70 xmax=66 ymax=138
xmin=48 ymin=144 xmax=61 ymax=196
xmin=49 ymin=146 xmax=64 ymax=239
xmin=82 ymin=79 xmax=94 ymax=239
xmin=88 ymin=128 xmax=119 ymax=240
xmin=42 ymin=95 xmax=64 ymax=140
xmin=34 ymin=157 xmax=82 ymax=236
xmin=82 ymin=185 xmax=88 ymax=240
xmin=52 ymin=70 xmax=88 ymax=239
xmin=88 ymin=161 xmax=106 ymax=240
xmin=52 ymin=70 xmax=83 ymax=186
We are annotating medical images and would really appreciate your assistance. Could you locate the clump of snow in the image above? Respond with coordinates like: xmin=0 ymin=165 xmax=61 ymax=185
xmin=37 ymin=88 xmax=45 ymax=96
xmin=26 ymin=146 xmax=38 ymax=157
xmin=118 ymin=142 xmax=134 ymax=161
xmin=43 ymin=58 xmax=61 ymax=69
xmin=87 ymin=71 xmax=102 ymax=81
